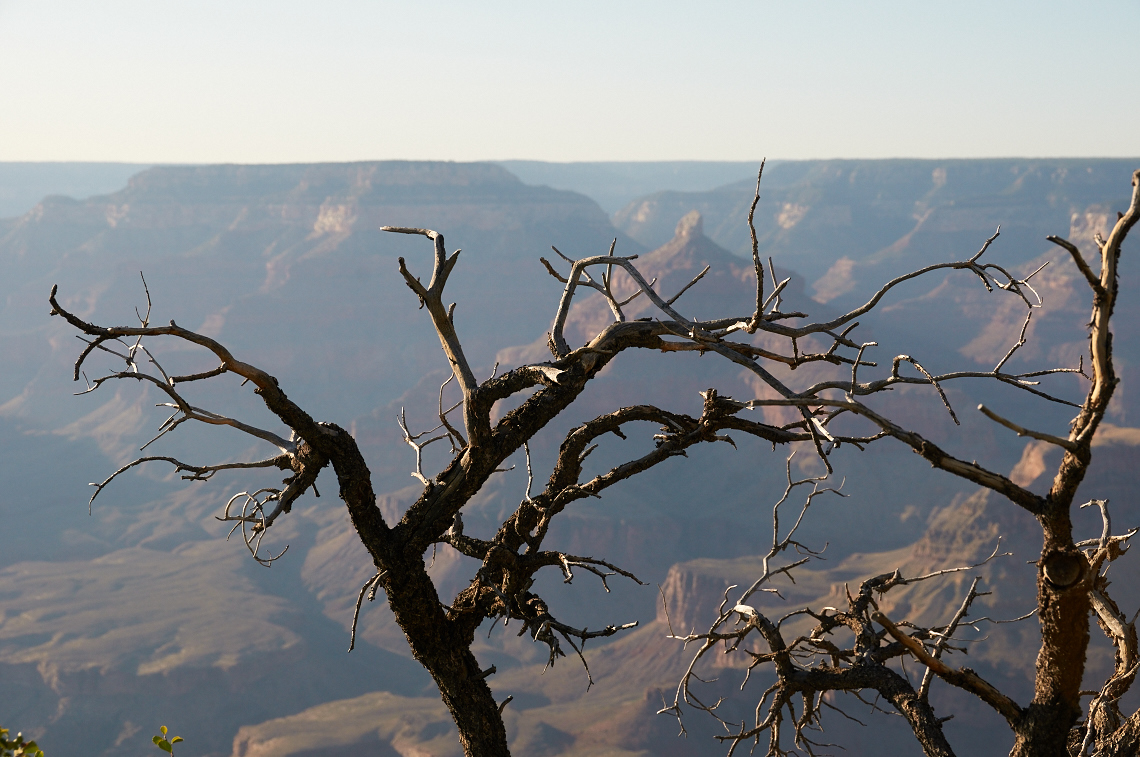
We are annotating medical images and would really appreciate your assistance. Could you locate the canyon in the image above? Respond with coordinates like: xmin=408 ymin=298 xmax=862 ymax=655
xmin=1 ymin=159 xmax=1137 ymax=756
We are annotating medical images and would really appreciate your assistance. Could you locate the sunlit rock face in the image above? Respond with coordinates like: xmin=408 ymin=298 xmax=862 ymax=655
xmin=1 ymin=159 xmax=1137 ymax=756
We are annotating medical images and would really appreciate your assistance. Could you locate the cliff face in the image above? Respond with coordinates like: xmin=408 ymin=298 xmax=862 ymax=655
xmin=614 ymin=159 xmax=1139 ymax=298
xmin=1 ymin=159 xmax=1137 ymax=757
xmin=0 ymin=161 xmax=635 ymax=426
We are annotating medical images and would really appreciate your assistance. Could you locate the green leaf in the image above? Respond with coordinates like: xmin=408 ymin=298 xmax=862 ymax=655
xmin=160 ymin=726 xmax=168 ymax=736
xmin=152 ymin=736 xmax=163 ymax=746
xmin=159 ymin=743 xmax=172 ymax=754
xmin=171 ymin=737 xmax=183 ymax=744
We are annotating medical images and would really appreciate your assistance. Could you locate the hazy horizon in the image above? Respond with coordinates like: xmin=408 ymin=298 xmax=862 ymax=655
xmin=7 ymin=157 xmax=1137 ymax=220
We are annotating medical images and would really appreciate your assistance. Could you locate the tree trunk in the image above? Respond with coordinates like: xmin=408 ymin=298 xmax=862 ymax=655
xmin=425 ymin=645 xmax=511 ymax=757
xmin=1010 ymin=541 xmax=1091 ymax=757
xmin=383 ymin=552 xmax=511 ymax=757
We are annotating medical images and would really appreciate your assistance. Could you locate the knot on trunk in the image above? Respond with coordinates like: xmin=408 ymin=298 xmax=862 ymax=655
xmin=1042 ymin=549 xmax=1086 ymax=588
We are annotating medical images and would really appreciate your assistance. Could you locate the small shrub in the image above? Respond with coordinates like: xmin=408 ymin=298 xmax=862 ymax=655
xmin=152 ymin=726 xmax=183 ymax=755
xmin=0 ymin=728 xmax=43 ymax=757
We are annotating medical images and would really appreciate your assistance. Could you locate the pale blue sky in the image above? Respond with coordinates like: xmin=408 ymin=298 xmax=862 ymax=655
xmin=1 ymin=1 xmax=1137 ymax=163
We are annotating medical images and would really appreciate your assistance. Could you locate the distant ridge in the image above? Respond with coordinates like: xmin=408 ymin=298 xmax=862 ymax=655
xmin=497 ymin=160 xmax=764 ymax=214
xmin=0 ymin=161 xmax=149 ymax=218
xmin=613 ymin=158 xmax=1140 ymax=316
xmin=0 ymin=159 xmax=767 ymax=221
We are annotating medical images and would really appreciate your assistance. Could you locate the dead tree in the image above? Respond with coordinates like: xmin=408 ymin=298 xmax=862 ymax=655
xmin=664 ymin=170 xmax=1140 ymax=757
xmin=47 ymin=164 xmax=1135 ymax=757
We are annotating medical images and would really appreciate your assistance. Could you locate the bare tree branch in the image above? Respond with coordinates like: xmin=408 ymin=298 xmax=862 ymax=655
xmin=918 ymin=577 xmax=986 ymax=701
xmin=874 ymin=610 xmax=1023 ymax=727
xmin=977 ymin=404 xmax=1078 ymax=451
